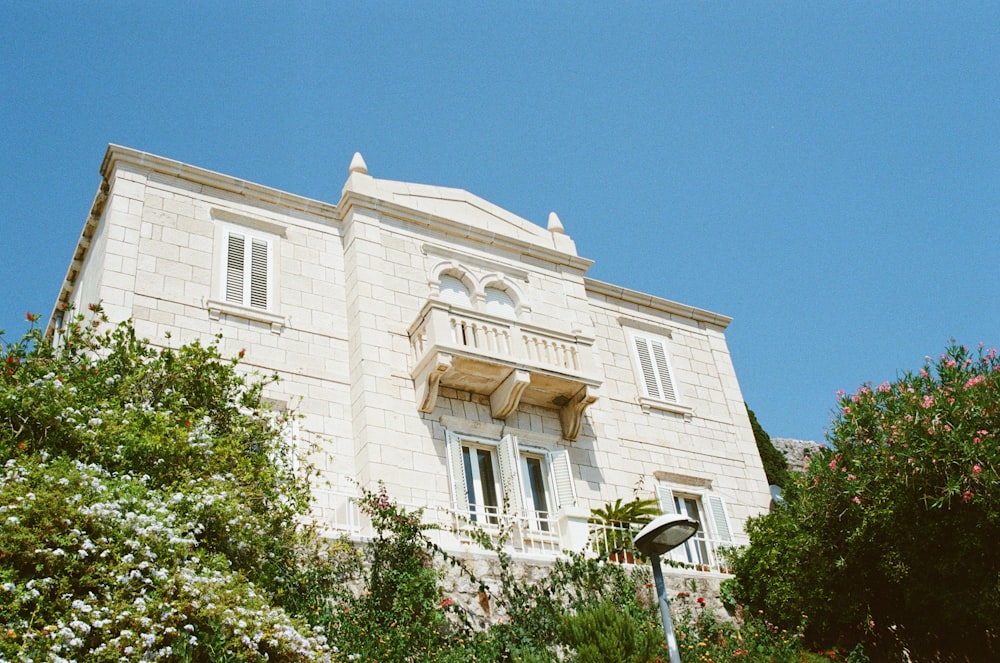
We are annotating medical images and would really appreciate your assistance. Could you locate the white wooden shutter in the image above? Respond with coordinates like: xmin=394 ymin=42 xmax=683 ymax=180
xmin=484 ymin=287 xmax=515 ymax=318
xmin=650 ymin=338 xmax=677 ymax=402
xmin=547 ymin=449 xmax=577 ymax=510
xmin=705 ymin=493 xmax=733 ymax=544
xmin=439 ymin=275 xmax=471 ymax=306
xmin=249 ymin=237 xmax=269 ymax=309
xmin=631 ymin=334 xmax=678 ymax=403
xmin=225 ymin=232 xmax=246 ymax=304
xmin=445 ymin=432 xmax=469 ymax=510
xmin=497 ymin=434 xmax=524 ymax=516
xmin=656 ymin=485 xmax=676 ymax=514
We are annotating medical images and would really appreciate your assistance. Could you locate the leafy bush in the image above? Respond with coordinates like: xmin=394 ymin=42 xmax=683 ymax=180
xmin=730 ymin=344 xmax=1000 ymax=660
xmin=0 ymin=311 xmax=336 ymax=661
xmin=560 ymin=599 xmax=661 ymax=663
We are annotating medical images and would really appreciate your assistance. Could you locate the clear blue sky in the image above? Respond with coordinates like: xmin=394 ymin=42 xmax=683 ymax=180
xmin=3 ymin=3 xmax=998 ymax=443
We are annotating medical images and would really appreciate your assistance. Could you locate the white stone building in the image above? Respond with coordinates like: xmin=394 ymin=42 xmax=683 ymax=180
xmin=49 ymin=145 xmax=770 ymax=575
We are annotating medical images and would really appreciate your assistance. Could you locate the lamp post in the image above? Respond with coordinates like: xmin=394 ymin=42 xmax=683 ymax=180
xmin=633 ymin=514 xmax=700 ymax=663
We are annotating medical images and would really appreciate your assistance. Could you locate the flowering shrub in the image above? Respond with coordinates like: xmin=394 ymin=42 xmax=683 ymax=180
xmin=730 ymin=344 xmax=1000 ymax=660
xmin=0 ymin=311 xmax=338 ymax=661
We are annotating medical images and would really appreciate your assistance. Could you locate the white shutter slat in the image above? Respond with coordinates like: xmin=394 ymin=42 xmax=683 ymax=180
xmin=547 ymin=449 xmax=576 ymax=510
xmin=632 ymin=336 xmax=661 ymax=399
xmin=445 ymin=432 xmax=469 ymax=510
xmin=650 ymin=339 xmax=677 ymax=402
xmin=706 ymin=493 xmax=733 ymax=543
xmin=226 ymin=233 xmax=245 ymax=304
xmin=249 ymin=238 xmax=269 ymax=309
xmin=497 ymin=435 xmax=524 ymax=516
xmin=656 ymin=485 xmax=676 ymax=514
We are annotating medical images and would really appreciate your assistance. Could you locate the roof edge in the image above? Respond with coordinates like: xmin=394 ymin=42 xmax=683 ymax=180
xmin=101 ymin=144 xmax=340 ymax=220
xmin=585 ymin=278 xmax=733 ymax=329
xmin=338 ymin=189 xmax=595 ymax=273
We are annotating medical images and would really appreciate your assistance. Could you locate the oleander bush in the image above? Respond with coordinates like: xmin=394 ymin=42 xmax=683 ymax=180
xmin=730 ymin=344 xmax=1000 ymax=661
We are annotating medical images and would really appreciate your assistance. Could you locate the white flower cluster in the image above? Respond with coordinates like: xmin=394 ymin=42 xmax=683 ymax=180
xmin=0 ymin=456 xmax=331 ymax=662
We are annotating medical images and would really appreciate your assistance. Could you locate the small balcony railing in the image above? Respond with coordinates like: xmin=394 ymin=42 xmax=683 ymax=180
xmin=408 ymin=301 xmax=601 ymax=439
xmin=587 ymin=522 xmax=734 ymax=574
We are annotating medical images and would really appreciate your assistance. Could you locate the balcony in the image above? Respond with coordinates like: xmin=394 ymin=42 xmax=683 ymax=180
xmin=408 ymin=301 xmax=601 ymax=440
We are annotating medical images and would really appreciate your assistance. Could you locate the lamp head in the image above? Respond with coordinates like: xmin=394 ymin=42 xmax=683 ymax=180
xmin=633 ymin=513 xmax=699 ymax=557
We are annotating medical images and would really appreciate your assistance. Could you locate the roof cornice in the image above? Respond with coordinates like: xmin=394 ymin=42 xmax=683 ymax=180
xmin=584 ymin=278 xmax=732 ymax=329
xmin=101 ymin=144 xmax=340 ymax=220
xmin=337 ymin=189 xmax=595 ymax=273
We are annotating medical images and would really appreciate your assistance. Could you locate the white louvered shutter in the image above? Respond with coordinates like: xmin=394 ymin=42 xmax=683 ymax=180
xmin=249 ymin=238 xmax=269 ymax=309
xmin=225 ymin=233 xmax=246 ymax=304
xmin=484 ymin=287 xmax=515 ymax=318
xmin=445 ymin=432 xmax=469 ymax=510
xmin=632 ymin=334 xmax=678 ymax=403
xmin=439 ymin=275 xmax=471 ymax=306
xmin=497 ymin=435 xmax=524 ymax=516
xmin=656 ymin=485 xmax=676 ymax=514
xmin=547 ymin=449 xmax=577 ymax=510
xmin=705 ymin=493 xmax=733 ymax=544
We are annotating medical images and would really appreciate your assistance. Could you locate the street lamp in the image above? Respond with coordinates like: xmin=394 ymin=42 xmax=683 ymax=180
xmin=633 ymin=514 xmax=700 ymax=663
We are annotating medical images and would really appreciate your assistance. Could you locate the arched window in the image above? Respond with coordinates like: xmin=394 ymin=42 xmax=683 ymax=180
xmin=438 ymin=275 xmax=471 ymax=306
xmin=484 ymin=286 xmax=515 ymax=318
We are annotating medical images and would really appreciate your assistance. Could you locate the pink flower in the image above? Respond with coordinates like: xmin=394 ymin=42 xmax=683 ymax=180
xmin=920 ymin=395 xmax=934 ymax=409
xmin=965 ymin=375 xmax=986 ymax=389
xmin=829 ymin=460 xmax=837 ymax=470
xmin=963 ymin=490 xmax=974 ymax=503
xmin=847 ymin=474 xmax=856 ymax=481
xmin=973 ymin=464 xmax=982 ymax=475
xmin=439 ymin=597 xmax=456 ymax=609
xmin=842 ymin=406 xmax=852 ymax=416
xmin=851 ymin=496 xmax=861 ymax=504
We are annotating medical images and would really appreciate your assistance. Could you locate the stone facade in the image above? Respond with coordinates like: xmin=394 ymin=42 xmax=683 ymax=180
xmin=49 ymin=145 xmax=771 ymax=577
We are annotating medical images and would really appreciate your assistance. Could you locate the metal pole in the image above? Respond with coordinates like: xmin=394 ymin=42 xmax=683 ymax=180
xmin=650 ymin=553 xmax=682 ymax=663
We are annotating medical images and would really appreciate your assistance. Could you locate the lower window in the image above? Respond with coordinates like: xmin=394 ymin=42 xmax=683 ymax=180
xmin=446 ymin=432 xmax=576 ymax=532
xmin=657 ymin=486 xmax=733 ymax=569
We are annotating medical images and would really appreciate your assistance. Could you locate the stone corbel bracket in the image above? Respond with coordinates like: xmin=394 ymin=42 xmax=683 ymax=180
xmin=559 ymin=386 xmax=597 ymax=441
xmin=416 ymin=353 xmax=453 ymax=413
xmin=490 ymin=369 xmax=531 ymax=419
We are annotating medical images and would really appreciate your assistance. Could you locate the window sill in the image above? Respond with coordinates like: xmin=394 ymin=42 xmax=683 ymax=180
xmin=206 ymin=298 xmax=285 ymax=333
xmin=638 ymin=397 xmax=693 ymax=421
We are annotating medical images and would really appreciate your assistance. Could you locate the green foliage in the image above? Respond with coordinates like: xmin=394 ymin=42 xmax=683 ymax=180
xmin=673 ymin=601 xmax=810 ymax=663
xmin=326 ymin=484 xmax=456 ymax=662
xmin=588 ymin=497 xmax=661 ymax=559
xmin=560 ymin=599 xmax=660 ymax=663
xmin=746 ymin=404 xmax=790 ymax=488
xmin=0 ymin=310 xmax=335 ymax=661
xmin=730 ymin=344 xmax=1000 ymax=660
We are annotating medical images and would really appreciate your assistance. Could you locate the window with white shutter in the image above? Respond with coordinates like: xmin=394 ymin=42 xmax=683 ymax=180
xmin=445 ymin=432 xmax=577 ymax=534
xmin=656 ymin=484 xmax=734 ymax=571
xmin=224 ymin=230 xmax=272 ymax=311
xmin=629 ymin=332 xmax=678 ymax=403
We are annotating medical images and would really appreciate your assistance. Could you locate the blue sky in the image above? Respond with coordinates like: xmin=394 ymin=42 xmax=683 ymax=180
xmin=2 ymin=3 xmax=998 ymax=443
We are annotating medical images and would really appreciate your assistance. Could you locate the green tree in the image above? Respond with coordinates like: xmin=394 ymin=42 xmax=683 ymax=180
xmin=0 ymin=310 xmax=338 ymax=661
xmin=730 ymin=345 xmax=1000 ymax=661
xmin=746 ymin=404 xmax=790 ymax=488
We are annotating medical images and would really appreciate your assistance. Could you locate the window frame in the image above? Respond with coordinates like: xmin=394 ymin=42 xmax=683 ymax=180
xmin=626 ymin=329 xmax=691 ymax=416
xmin=656 ymin=485 xmax=733 ymax=569
xmin=445 ymin=432 xmax=576 ymax=532
xmin=206 ymin=218 xmax=285 ymax=332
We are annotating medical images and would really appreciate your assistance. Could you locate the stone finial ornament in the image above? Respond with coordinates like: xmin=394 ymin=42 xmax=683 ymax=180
xmin=349 ymin=152 xmax=368 ymax=175
xmin=547 ymin=211 xmax=565 ymax=234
